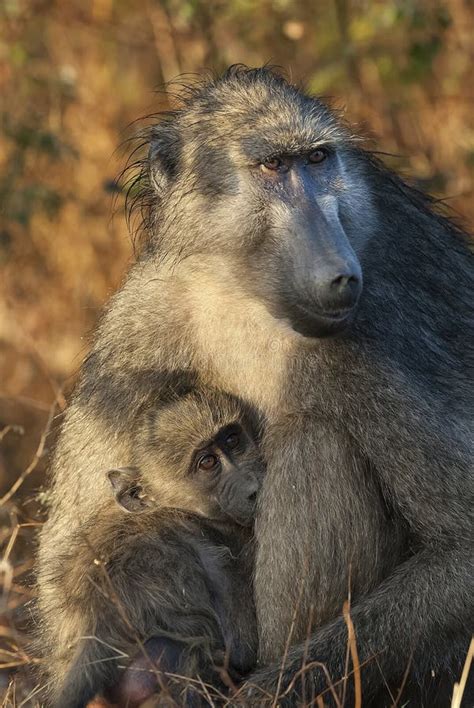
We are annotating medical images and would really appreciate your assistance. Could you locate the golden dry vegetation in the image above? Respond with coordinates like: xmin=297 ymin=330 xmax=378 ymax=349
xmin=0 ymin=1 xmax=473 ymax=704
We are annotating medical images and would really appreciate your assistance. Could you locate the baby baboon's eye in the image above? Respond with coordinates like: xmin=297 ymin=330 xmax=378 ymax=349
xmin=198 ymin=454 xmax=219 ymax=471
xmin=261 ymin=157 xmax=282 ymax=172
xmin=308 ymin=148 xmax=328 ymax=164
xmin=225 ymin=432 xmax=239 ymax=449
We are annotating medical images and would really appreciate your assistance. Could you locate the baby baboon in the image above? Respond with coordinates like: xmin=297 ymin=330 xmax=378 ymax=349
xmin=38 ymin=67 xmax=473 ymax=706
xmin=46 ymin=390 xmax=261 ymax=708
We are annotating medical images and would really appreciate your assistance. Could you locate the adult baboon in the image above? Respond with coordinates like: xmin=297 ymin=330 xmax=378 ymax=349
xmin=46 ymin=389 xmax=261 ymax=707
xmin=38 ymin=67 xmax=473 ymax=706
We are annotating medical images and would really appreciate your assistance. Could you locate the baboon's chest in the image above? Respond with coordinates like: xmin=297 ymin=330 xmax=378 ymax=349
xmin=189 ymin=292 xmax=303 ymax=414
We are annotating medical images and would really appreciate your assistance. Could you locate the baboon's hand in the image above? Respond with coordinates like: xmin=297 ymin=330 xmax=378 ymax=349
xmin=230 ymin=664 xmax=289 ymax=707
xmin=231 ymin=657 xmax=342 ymax=708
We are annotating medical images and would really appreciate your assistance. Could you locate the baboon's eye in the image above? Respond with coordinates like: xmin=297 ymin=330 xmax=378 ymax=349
xmin=198 ymin=454 xmax=219 ymax=471
xmin=225 ymin=432 xmax=240 ymax=449
xmin=261 ymin=158 xmax=282 ymax=172
xmin=308 ymin=148 xmax=328 ymax=164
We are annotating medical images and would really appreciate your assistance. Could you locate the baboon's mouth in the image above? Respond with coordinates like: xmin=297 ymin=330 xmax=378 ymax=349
xmin=282 ymin=301 xmax=357 ymax=338
xmin=317 ymin=307 xmax=353 ymax=322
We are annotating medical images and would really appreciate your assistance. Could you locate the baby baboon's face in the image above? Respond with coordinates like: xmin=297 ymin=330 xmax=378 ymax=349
xmin=108 ymin=392 xmax=264 ymax=525
xmin=189 ymin=420 xmax=261 ymax=526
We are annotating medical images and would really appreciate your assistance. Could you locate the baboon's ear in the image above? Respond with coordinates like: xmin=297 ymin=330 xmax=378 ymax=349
xmin=107 ymin=467 xmax=152 ymax=513
xmin=148 ymin=122 xmax=181 ymax=196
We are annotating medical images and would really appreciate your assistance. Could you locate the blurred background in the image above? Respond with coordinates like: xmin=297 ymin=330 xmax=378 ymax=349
xmin=0 ymin=0 xmax=473 ymax=703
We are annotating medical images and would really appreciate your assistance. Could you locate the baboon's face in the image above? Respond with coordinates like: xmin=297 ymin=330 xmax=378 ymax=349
xmin=188 ymin=421 xmax=262 ymax=526
xmin=108 ymin=422 xmax=262 ymax=526
xmin=111 ymin=392 xmax=263 ymax=524
xmin=149 ymin=71 xmax=374 ymax=337
xmin=235 ymin=145 xmax=367 ymax=338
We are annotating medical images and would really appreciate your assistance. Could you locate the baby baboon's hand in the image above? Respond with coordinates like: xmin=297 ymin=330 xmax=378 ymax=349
xmin=86 ymin=698 xmax=118 ymax=708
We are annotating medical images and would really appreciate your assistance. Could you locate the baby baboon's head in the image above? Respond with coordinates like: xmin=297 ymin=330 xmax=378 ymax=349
xmin=108 ymin=390 xmax=264 ymax=526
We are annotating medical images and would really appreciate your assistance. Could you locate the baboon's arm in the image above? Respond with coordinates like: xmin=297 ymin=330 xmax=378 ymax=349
xmin=246 ymin=402 xmax=473 ymax=705
xmin=254 ymin=414 xmax=399 ymax=665
xmin=241 ymin=542 xmax=472 ymax=705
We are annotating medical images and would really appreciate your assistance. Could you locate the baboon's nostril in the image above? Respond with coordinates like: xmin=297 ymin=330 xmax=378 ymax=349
xmin=330 ymin=274 xmax=359 ymax=290
xmin=317 ymin=270 xmax=362 ymax=313
xmin=248 ymin=492 xmax=257 ymax=503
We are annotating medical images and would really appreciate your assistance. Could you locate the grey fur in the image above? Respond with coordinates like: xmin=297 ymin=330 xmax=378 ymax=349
xmin=37 ymin=67 xmax=473 ymax=706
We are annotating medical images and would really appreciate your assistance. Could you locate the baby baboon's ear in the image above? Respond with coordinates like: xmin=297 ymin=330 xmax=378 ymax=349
xmin=107 ymin=467 xmax=151 ymax=513
xmin=148 ymin=121 xmax=181 ymax=196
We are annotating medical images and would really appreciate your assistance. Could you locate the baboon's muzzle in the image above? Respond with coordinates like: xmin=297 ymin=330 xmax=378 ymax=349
xmin=279 ymin=195 xmax=363 ymax=338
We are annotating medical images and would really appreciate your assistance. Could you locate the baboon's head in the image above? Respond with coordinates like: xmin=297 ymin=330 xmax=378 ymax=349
xmin=109 ymin=391 xmax=263 ymax=526
xmin=142 ymin=66 xmax=373 ymax=337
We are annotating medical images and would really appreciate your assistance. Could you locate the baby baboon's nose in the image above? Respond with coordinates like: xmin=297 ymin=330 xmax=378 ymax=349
xmin=246 ymin=478 xmax=259 ymax=505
